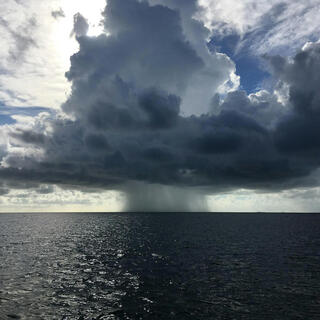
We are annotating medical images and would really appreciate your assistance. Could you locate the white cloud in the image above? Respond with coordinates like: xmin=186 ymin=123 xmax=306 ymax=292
xmin=0 ymin=0 xmax=105 ymax=108
xmin=208 ymin=187 xmax=320 ymax=212
xmin=0 ymin=184 xmax=125 ymax=212
xmin=197 ymin=0 xmax=320 ymax=55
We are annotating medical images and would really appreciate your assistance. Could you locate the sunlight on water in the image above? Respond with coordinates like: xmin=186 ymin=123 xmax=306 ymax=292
xmin=0 ymin=213 xmax=320 ymax=319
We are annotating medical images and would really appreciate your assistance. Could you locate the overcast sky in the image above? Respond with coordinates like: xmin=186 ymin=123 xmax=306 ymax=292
xmin=1 ymin=0 xmax=320 ymax=212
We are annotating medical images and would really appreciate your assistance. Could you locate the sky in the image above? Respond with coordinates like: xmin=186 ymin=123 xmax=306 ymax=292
xmin=1 ymin=0 xmax=320 ymax=212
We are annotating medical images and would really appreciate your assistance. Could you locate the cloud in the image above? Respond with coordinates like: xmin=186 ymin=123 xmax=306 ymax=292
xmin=0 ymin=184 xmax=124 ymax=212
xmin=0 ymin=16 xmax=37 ymax=63
xmin=51 ymin=8 xmax=65 ymax=19
xmin=10 ymin=128 xmax=46 ymax=145
xmin=267 ymin=43 xmax=320 ymax=160
xmin=0 ymin=0 xmax=107 ymax=109
xmin=0 ymin=105 xmax=53 ymax=128
xmin=0 ymin=0 xmax=71 ymax=108
xmin=198 ymin=0 xmax=320 ymax=55
xmin=71 ymin=13 xmax=89 ymax=37
xmin=1 ymin=0 xmax=320 ymax=211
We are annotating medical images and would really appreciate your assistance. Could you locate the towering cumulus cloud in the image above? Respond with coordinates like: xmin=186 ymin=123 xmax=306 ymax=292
xmin=1 ymin=0 xmax=320 ymax=211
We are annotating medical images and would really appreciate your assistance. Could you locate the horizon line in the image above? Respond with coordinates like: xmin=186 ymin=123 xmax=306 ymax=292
xmin=1 ymin=211 xmax=320 ymax=214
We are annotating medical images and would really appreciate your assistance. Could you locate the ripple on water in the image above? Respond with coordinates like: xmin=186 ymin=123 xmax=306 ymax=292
xmin=0 ymin=213 xmax=320 ymax=319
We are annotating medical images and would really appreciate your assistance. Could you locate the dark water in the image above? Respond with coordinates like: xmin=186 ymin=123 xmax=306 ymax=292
xmin=0 ymin=213 xmax=320 ymax=319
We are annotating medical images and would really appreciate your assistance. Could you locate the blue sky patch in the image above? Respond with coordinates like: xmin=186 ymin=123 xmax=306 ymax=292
xmin=0 ymin=105 xmax=53 ymax=126
xmin=208 ymin=35 xmax=270 ymax=93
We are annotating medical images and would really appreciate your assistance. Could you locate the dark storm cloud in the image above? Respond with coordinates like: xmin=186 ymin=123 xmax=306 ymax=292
xmin=138 ymin=90 xmax=180 ymax=129
xmin=10 ymin=129 xmax=46 ymax=145
xmin=268 ymin=43 xmax=320 ymax=160
xmin=0 ymin=187 xmax=9 ymax=196
xmin=1 ymin=0 xmax=320 ymax=201
xmin=84 ymin=133 xmax=109 ymax=150
xmin=269 ymin=44 xmax=320 ymax=115
xmin=191 ymin=129 xmax=243 ymax=154
xmin=214 ymin=90 xmax=287 ymax=128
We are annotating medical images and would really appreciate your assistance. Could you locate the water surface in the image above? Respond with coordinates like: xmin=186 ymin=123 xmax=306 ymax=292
xmin=0 ymin=213 xmax=319 ymax=319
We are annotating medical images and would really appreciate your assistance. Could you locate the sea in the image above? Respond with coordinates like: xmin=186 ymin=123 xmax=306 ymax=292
xmin=0 ymin=212 xmax=319 ymax=319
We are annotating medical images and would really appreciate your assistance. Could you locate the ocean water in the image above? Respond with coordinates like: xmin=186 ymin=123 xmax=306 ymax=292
xmin=0 ymin=213 xmax=319 ymax=320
